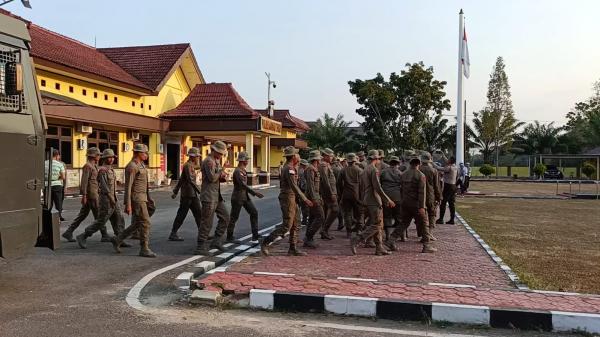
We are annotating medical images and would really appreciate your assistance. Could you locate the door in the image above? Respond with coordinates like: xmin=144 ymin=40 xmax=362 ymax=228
xmin=167 ymin=143 xmax=180 ymax=180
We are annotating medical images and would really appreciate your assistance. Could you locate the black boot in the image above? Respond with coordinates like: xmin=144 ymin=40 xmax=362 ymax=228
xmin=168 ymin=232 xmax=184 ymax=241
xmin=76 ymin=233 xmax=88 ymax=249
xmin=62 ymin=229 xmax=76 ymax=242
xmin=288 ymin=244 xmax=307 ymax=256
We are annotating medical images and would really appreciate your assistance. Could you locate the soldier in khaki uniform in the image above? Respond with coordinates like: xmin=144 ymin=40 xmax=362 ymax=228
xmin=332 ymin=157 xmax=345 ymax=231
xmin=386 ymin=157 xmax=436 ymax=253
xmin=377 ymin=149 xmax=390 ymax=171
xmin=420 ymin=152 xmax=441 ymax=239
xmin=302 ymin=150 xmax=324 ymax=248
xmin=76 ymin=149 xmax=131 ymax=249
xmin=350 ymin=150 xmax=395 ymax=256
xmin=196 ymin=141 xmax=230 ymax=255
xmin=168 ymin=147 xmax=202 ymax=241
xmin=380 ymin=156 xmax=403 ymax=241
xmin=337 ymin=153 xmax=363 ymax=238
xmin=111 ymin=144 xmax=157 ymax=258
xmin=261 ymin=146 xmax=313 ymax=256
xmin=319 ymin=148 xmax=338 ymax=240
xmin=62 ymin=147 xmax=110 ymax=242
xmin=298 ymin=159 xmax=310 ymax=227
xmin=357 ymin=151 xmax=368 ymax=170
xmin=227 ymin=152 xmax=264 ymax=242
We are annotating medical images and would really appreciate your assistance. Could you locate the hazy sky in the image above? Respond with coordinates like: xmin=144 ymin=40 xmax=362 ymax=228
xmin=8 ymin=0 xmax=600 ymax=126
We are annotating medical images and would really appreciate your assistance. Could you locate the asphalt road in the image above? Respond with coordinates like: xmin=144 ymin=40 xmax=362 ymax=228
xmin=0 ymin=185 xmax=579 ymax=337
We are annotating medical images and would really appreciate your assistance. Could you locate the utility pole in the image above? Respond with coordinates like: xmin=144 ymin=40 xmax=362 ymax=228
xmin=265 ymin=72 xmax=276 ymax=117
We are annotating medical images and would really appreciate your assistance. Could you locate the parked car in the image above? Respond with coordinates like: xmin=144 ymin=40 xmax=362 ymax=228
xmin=543 ymin=165 xmax=564 ymax=179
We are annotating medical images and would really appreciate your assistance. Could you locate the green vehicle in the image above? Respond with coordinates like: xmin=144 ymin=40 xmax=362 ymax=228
xmin=0 ymin=9 xmax=59 ymax=258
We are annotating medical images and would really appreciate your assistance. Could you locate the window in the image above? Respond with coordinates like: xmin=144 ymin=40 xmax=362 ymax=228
xmin=114 ymin=96 xmax=118 ymax=103
xmin=55 ymin=83 xmax=60 ymax=90
xmin=140 ymin=103 xmax=144 ymax=108
xmin=131 ymin=101 xmax=135 ymax=107
xmin=45 ymin=125 xmax=73 ymax=166
xmin=82 ymin=89 xmax=87 ymax=96
xmin=93 ymin=92 xmax=98 ymax=98
xmin=87 ymin=130 xmax=118 ymax=154
xmin=148 ymin=105 xmax=152 ymax=111
xmin=69 ymin=86 xmax=74 ymax=93
xmin=104 ymin=94 xmax=108 ymax=101
xmin=41 ymin=79 xmax=46 ymax=87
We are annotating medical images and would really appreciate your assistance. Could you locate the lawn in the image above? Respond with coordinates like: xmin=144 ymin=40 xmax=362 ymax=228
xmin=469 ymin=180 xmax=600 ymax=197
xmin=457 ymin=197 xmax=600 ymax=294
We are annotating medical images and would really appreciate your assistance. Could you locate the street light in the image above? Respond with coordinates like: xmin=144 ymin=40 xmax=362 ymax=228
xmin=265 ymin=72 xmax=276 ymax=117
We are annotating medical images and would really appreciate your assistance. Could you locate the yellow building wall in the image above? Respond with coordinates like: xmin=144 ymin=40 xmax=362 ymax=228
xmin=119 ymin=132 xmax=134 ymax=168
xmin=72 ymin=131 xmax=87 ymax=168
xmin=144 ymin=67 xmax=192 ymax=116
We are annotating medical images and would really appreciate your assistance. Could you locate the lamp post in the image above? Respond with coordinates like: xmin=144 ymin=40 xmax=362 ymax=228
xmin=265 ymin=72 xmax=276 ymax=117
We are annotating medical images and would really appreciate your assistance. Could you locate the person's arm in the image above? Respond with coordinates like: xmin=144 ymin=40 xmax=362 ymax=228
xmin=305 ymin=168 xmax=317 ymax=201
xmin=433 ymin=162 xmax=450 ymax=173
xmin=319 ymin=165 xmax=334 ymax=197
xmin=202 ymin=158 xmax=221 ymax=183
xmin=124 ymin=165 xmax=136 ymax=210
xmin=337 ymin=170 xmax=345 ymax=197
xmin=234 ymin=169 xmax=258 ymax=196
xmin=372 ymin=168 xmax=393 ymax=207
xmin=418 ymin=174 xmax=427 ymax=209
xmin=98 ymin=170 xmax=115 ymax=206
xmin=288 ymin=166 xmax=309 ymax=203
xmin=80 ymin=165 xmax=90 ymax=196
xmin=433 ymin=170 xmax=442 ymax=202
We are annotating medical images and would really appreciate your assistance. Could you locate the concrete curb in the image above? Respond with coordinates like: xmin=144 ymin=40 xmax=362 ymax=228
xmin=248 ymin=290 xmax=600 ymax=334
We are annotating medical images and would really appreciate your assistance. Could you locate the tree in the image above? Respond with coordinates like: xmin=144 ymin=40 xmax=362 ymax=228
xmin=479 ymin=164 xmax=495 ymax=177
xmin=514 ymin=121 xmax=563 ymax=155
xmin=582 ymin=163 xmax=596 ymax=179
xmin=563 ymin=80 xmax=600 ymax=152
xmin=421 ymin=112 xmax=452 ymax=154
xmin=533 ymin=163 xmax=547 ymax=179
xmin=348 ymin=62 xmax=451 ymax=154
xmin=302 ymin=113 xmax=359 ymax=155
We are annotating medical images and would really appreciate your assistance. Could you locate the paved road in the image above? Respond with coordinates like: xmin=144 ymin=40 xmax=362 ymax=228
xmin=0 ymin=186 xmax=578 ymax=337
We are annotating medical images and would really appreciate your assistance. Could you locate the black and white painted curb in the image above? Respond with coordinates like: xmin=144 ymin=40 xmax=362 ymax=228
xmin=455 ymin=212 xmax=529 ymax=290
xmin=249 ymin=291 xmax=600 ymax=334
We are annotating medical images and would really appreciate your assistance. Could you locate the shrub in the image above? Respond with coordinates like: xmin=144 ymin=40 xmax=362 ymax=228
xmin=582 ymin=163 xmax=596 ymax=179
xmin=533 ymin=163 xmax=546 ymax=178
xmin=479 ymin=164 xmax=495 ymax=177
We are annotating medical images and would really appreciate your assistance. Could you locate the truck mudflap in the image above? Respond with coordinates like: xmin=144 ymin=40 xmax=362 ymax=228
xmin=35 ymin=208 xmax=60 ymax=251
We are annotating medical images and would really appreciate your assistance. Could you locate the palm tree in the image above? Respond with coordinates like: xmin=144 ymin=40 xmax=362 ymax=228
xmin=421 ymin=112 xmax=452 ymax=154
xmin=302 ymin=113 xmax=359 ymax=155
xmin=472 ymin=108 xmax=524 ymax=163
xmin=514 ymin=121 xmax=563 ymax=155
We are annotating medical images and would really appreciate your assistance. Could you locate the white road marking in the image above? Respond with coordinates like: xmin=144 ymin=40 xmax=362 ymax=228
xmin=302 ymin=322 xmax=488 ymax=337
xmin=238 ymin=222 xmax=281 ymax=242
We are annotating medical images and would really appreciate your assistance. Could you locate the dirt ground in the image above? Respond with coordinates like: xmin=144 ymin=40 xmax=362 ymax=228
xmin=457 ymin=196 xmax=600 ymax=294
xmin=469 ymin=180 xmax=600 ymax=196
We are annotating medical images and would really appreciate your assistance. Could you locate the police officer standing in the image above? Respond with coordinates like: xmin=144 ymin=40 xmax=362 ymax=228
xmin=386 ymin=157 xmax=436 ymax=253
xmin=227 ymin=152 xmax=264 ymax=242
xmin=196 ymin=141 xmax=230 ymax=255
xmin=63 ymin=147 xmax=110 ymax=242
xmin=350 ymin=150 xmax=395 ymax=256
xmin=420 ymin=152 xmax=441 ymax=238
xmin=77 ymin=149 xmax=131 ymax=249
xmin=261 ymin=146 xmax=313 ymax=256
xmin=380 ymin=156 xmax=403 ymax=241
xmin=168 ymin=147 xmax=202 ymax=241
xmin=111 ymin=144 xmax=156 ymax=257
xmin=434 ymin=157 xmax=458 ymax=225
xmin=337 ymin=153 xmax=363 ymax=238
xmin=319 ymin=148 xmax=338 ymax=240
xmin=302 ymin=150 xmax=324 ymax=248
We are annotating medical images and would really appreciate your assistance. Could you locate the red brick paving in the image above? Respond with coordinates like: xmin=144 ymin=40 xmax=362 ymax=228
xmin=198 ymin=272 xmax=600 ymax=314
xmin=230 ymin=223 xmax=513 ymax=288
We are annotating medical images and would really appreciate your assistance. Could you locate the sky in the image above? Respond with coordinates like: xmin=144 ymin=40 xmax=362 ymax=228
xmin=7 ymin=0 xmax=600 ymax=126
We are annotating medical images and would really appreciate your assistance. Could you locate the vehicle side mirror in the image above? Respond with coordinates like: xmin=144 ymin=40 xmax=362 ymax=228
xmin=5 ymin=62 xmax=24 ymax=95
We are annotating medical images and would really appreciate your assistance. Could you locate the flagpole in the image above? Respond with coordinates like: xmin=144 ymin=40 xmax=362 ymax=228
xmin=456 ymin=9 xmax=465 ymax=165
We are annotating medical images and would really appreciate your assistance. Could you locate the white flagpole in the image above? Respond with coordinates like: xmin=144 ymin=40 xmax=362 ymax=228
xmin=456 ymin=9 xmax=465 ymax=165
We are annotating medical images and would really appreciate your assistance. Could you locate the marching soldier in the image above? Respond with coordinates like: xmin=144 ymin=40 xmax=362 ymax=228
xmin=377 ymin=149 xmax=389 ymax=170
xmin=357 ymin=151 xmax=367 ymax=170
xmin=380 ymin=156 xmax=403 ymax=241
xmin=319 ymin=148 xmax=339 ymax=240
xmin=168 ymin=147 xmax=202 ymax=241
xmin=62 ymin=147 xmax=110 ymax=242
xmin=420 ymin=152 xmax=442 ymax=239
xmin=302 ymin=150 xmax=324 ymax=248
xmin=76 ymin=149 xmax=131 ymax=249
xmin=298 ymin=159 xmax=310 ymax=227
xmin=261 ymin=146 xmax=313 ymax=256
xmin=337 ymin=153 xmax=363 ymax=238
xmin=111 ymin=144 xmax=157 ymax=258
xmin=227 ymin=152 xmax=264 ymax=242
xmin=350 ymin=150 xmax=395 ymax=256
xmin=332 ymin=156 xmax=345 ymax=231
xmin=386 ymin=157 xmax=436 ymax=253
xmin=195 ymin=141 xmax=230 ymax=255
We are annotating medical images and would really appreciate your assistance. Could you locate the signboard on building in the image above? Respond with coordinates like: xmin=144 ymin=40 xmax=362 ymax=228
xmin=260 ymin=117 xmax=282 ymax=135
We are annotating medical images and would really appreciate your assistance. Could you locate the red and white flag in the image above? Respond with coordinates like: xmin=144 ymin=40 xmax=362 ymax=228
xmin=461 ymin=27 xmax=470 ymax=78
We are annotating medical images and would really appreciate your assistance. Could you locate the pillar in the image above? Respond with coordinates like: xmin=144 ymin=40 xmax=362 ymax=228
xmin=245 ymin=133 xmax=254 ymax=173
xmin=259 ymin=135 xmax=270 ymax=185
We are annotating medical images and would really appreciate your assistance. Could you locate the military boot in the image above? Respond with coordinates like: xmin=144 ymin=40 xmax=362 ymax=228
xmin=350 ymin=236 xmax=362 ymax=256
xmin=225 ymin=233 xmax=236 ymax=243
xmin=288 ymin=244 xmax=307 ymax=256
xmin=260 ymin=237 xmax=272 ymax=256
xmin=384 ymin=239 xmax=398 ymax=252
xmin=375 ymin=244 xmax=391 ymax=256
xmin=100 ymin=228 xmax=112 ymax=242
xmin=110 ymin=236 xmax=122 ymax=254
xmin=62 ymin=229 xmax=76 ymax=242
xmin=422 ymin=244 xmax=437 ymax=253
xmin=139 ymin=242 xmax=157 ymax=258
xmin=364 ymin=238 xmax=376 ymax=248
xmin=76 ymin=233 xmax=88 ymax=249
xmin=320 ymin=232 xmax=334 ymax=241
xmin=210 ymin=237 xmax=225 ymax=251
xmin=303 ymin=239 xmax=318 ymax=249
xmin=168 ymin=232 xmax=184 ymax=241
xmin=194 ymin=242 xmax=210 ymax=255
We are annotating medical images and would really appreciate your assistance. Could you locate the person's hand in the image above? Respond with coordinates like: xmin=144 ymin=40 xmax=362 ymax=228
xmin=171 ymin=193 xmax=177 ymax=199
xmin=388 ymin=200 xmax=396 ymax=208
xmin=304 ymin=199 xmax=314 ymax=207
xmin=256 ymin=192 xmax=264 ymax=199
xmin=81 ymin=195 xmax=87 ymax=205
xmin=125 ymin=205 xmax=132 ymax=215
xmin=418 ymin=208 xmax=426 ymax=217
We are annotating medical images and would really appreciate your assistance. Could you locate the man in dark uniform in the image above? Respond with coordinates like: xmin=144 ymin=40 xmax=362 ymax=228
xmin=302 ymin=150 xmax=324 ymax=248
xmin=196 ymin=141 xmax=230 ymax=255
xmin=380 ymin=156 xmax=403 ymax=241
xmin=77 ymin=149 xmax=131 ymax=249
xmin=227 ymin=152 xmax=264 ymax=242
xmin=420 ymin=152 xmax=441 ymax=239
xmin=261 ymin=146 xmax=313 ymax=256
xmin=62 ymin=147 xmax=110 ymax=242
xmin=386 ymin=157 xmax=436 ymax=253
xmin=337 ymin=153 xmax=363 ymax=238
xmin=332 ymin=157 xmax=345 ymax=231
xmin=111 ymin=144 xmax=156 ymax=258
xmin=168 ymin=147 xmax=202 ymax=241
xmin=434 ymin=157 xmax=458 ymax=224
xmin=298 ymin=159 xmax=310 ymax=227
xmin=350 ymin=150 xmax=395 ymax=256
xmin=357 ymin=151 xmax=367 ymax=170
xmin=319 ymin=148 xmax=338 ymax=240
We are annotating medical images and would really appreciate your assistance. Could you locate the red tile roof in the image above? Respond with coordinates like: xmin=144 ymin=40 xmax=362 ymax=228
xmin=258 ymin=109 xmax=310 ymax=132
xmin=98 ymin=44 xmax=190 ymax=91
xmin=28 ymin=24 xmax=151 ymax=92
xmin=162 ymin=83 xmax=259 ymax=119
